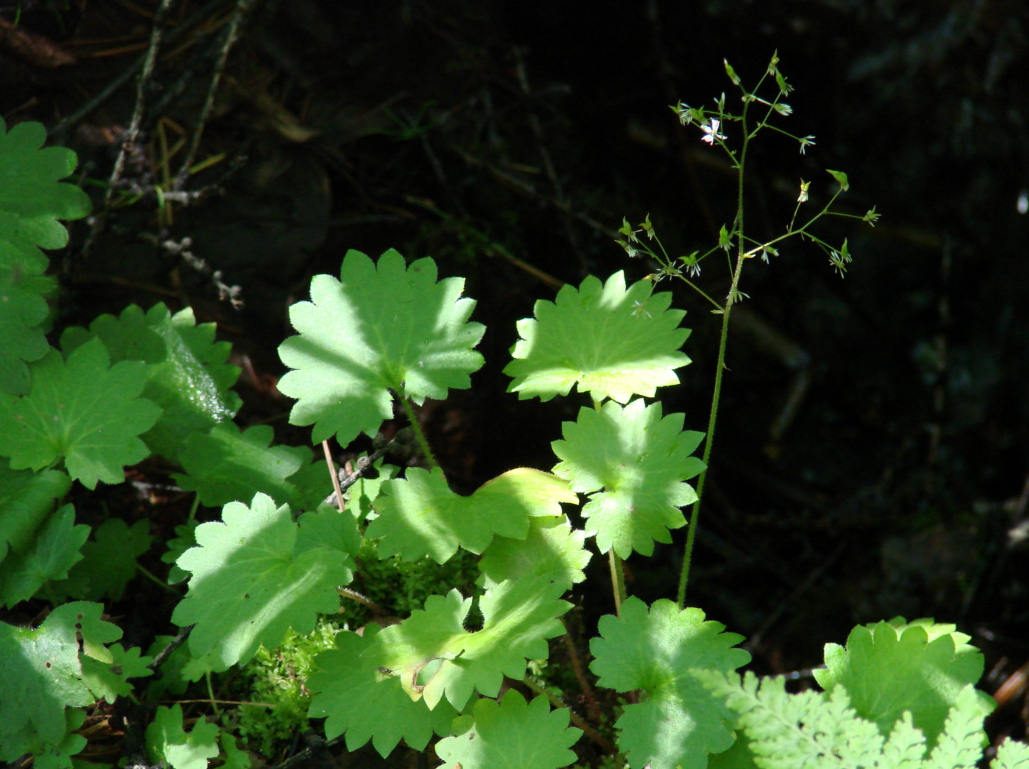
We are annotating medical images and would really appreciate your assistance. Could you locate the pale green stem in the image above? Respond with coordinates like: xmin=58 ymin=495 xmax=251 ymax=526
xmin=205 ymin=672 xmax=221 ymax=717
xmin=136 ymin=562 xmax=180 ymax=594
xmin=588 ymin=397 xmax=627 ymax=614
xmin=396 ymin=390 xmax=438 ymax=469
xmin=678 ymin=273 xmax=722 ymax=311
xmin=608 ymin=550 xmax=626 ymax=617
xmin=677 ymin=97 xmax=753 ymax=609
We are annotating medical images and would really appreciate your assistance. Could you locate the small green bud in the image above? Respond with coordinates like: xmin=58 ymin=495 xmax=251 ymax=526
xmin=618 ymin=217 xmax=640 ymax=243
xmin=718 ymin=224 xmax=731 ymax=251
xmin=775 ymin=69 xmax=793 ymax=96
xmin=826 ymin=169 xmax=850 ymax=191
xmin=724 ymin=59 xmax=741 ymax=86
xmin=671 ymin=101 xmax=693 ymax=126
xmin=641 ymin=213 xmax=655 ymax=240
xmin=679 ymin=251 xmax=701 ymax=277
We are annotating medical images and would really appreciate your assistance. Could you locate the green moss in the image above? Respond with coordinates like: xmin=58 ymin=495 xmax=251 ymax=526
xmin=236 ymin=540 xmax=479 ymax=756
xmin=236 ymin=620 xmax=337 ymax=756
xmin=340 ymin=538 xmax=482 ymax=627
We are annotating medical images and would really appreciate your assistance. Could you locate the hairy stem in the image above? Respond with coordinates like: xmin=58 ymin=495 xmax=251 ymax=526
xmin=396 ymin=390 xmax=439 ymax=469
xmin=608 ymin=550 xmax=626 ymax=616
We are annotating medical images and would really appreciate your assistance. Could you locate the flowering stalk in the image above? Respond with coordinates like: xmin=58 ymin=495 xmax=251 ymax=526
xmin=617 ymin=52 xmax=880 ymax=607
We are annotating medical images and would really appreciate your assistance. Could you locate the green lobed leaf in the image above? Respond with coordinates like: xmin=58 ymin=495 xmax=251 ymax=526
xmin=553 ymin=399 xmax=705 ymax=557
xmin=51 ymin=518 xmax=152 ymax=601
xmin=60 ymin=600 xmax=122 ymax=663
xmin=0 ymin=267 xmax=54 ymax=395
xmin=143 ymin=635 xmax=205 ymax=698
xmin=278 ymin=249 xmax=485 ymax=446
xmin=590 ymin=597 xmax=750 ymax=769
xmin=813 ymin=618 xmax=993 ymax=749
xmin=362 ymin=588 xmax=470 ymax=700
xmin=424 ymin=576 xmax=570 ymax=710
xmin=706 ymin=731 xmax=761 ymax=769
xmin=219 ymin=732 xmax=252 ymax=769
xmin=60 ymin=303 xmax=164 ymax=364
xmin=0 ymin=601 xmax=117 ymax=748
xmin=171 ymin=493 xmax=357 ymax=669
xmin=0 ymin=612 xmax=92 ymax=747
xmin=61 ymin=303 xmax=241 ymax=463
xmin=478 ymin=514 xmax=592 ymax=590
xmin=145 ymin=704 xmax=220 ymax=769
xmin=161 ymin=521 xmax=199 ymax=585
xmin=436 ymin=689 xmax=581 ymax=769
xmin=0 ymin=461 xmax=71 ymax=561
xmin=0 ymin=707 xmax=87 ymax=767
xmin=368 ymin=467 xmax=577 ymax=563
xmin=80 ymin=643 xmax=154 ymax=703
xmin=286 ymin=447 xmax=337 ymax=512
xmin=0 ymin=503 xmax=87 ymax=607
xmin=0 ymin=339 xmax=161 ymax=489
xmin=307 ymin=625 xmax=458 ymax=756
xmin=364 ymin=576 xmax=570 ymax=711
xmin=173 ymin=422 xmax=317 ymax=509
xmin=295 ymin=501 xmax=362 ymax=559
xmin=504 ymin=270 xmax=691 ymax=403
xmin=342 ymin=458 xmax=400 ymax=523
xmin=0 ymin=118 xmax=91 ymax=275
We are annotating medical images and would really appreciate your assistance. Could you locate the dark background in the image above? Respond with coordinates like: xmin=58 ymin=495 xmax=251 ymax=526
xmin=3 ymin=0 xmax=1027 ymax=751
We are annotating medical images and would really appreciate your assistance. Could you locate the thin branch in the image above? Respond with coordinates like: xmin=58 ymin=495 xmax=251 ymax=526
xmin=48 ymin=2 xmax=225 ymax=142
xmin=322 ymin=440 xmax=346 ymax=511
xmin=322 ymin=428 xmax=410 ymax=508
xmin=336 ymin=586 xmax=388 ymax=615
xmin=80 ymin=0 xmax=179 ymax=260
xmin=266 ymin=734 xmax=347 ymax=769
xmin=561 ymin=618 xmax=602 ymax=721
xmin=176 ymin=0 xmax=256 ymax=184
xmin=148 ymin=624 xmax=192 ymax=671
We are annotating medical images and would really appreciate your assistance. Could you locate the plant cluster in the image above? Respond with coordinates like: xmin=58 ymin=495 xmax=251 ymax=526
xmin=0 ymin=57 xmax=1025 ymax=769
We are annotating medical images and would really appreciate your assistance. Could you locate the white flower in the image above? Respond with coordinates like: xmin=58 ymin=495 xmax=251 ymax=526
xmin=700 ymin=118 xmax=726 ymax=145
xmin=674 ymin=102 xmax=693 ymax=126
xmin=631 ymin=300 xmax=652 ymax=318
